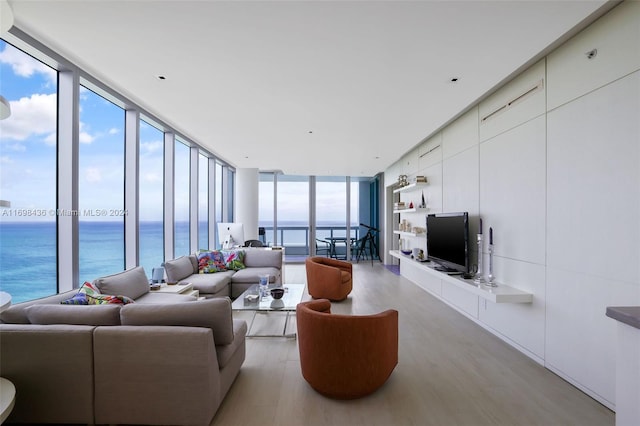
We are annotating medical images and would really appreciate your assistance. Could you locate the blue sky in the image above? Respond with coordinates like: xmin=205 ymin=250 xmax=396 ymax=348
xmin=0 ymin=39 xmax=170 ymax=222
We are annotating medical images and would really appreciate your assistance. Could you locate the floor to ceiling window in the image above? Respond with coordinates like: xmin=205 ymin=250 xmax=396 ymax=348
xmin=214 ymin=162 xmax=223 ymax=249
xmin=316 ymin=177 xmax=348 ymax=258
xmin=78 ymin=86 xmax=125 ymax=282
xmin=0 ymin=40 xmax=58 ymax=302
xmin=258 ymin=172 xmax=275 ymax=246
xmin=277 ymin=175 xmax=310 ymax=255
xmin=138 ymin=120 xmax=164 ymax=277
xmin=198 ymin=153 xmax=208 ymax=250
xmin=174 ymin=139 xmax=190 ymax=256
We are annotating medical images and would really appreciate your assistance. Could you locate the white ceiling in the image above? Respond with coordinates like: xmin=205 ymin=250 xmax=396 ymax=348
xmin=7 ymin=0 xmax=612 ymax=176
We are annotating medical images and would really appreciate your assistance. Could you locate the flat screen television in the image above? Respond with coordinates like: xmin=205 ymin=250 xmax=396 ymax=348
xmin=426 ymin=212 xmax=469 ymax=274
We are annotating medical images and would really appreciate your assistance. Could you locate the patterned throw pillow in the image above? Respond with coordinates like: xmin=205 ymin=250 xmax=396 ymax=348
xmin=222 ymin=250 xmax=246 ymax=271
xmin=87 ymin=294 xmax=135 ymax=305
xmin=61 ymin=281 xmax=99 ymax=304
xmin=60 ymin=292 xmax=89 ymax=305
xmin=78 ymin=281 xmax=101 ymax=297
xmin=61 ymin=281 xmax=134 ymax=305
xmin=197 ymin=250 xmax=227 ymax=273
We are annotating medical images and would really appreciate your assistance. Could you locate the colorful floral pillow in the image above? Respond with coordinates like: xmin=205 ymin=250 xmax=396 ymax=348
xmin=87 ymin=294 xmax=135 ymax=305
xmin=222 ymin=250 xmax=246 ymax=271
xmin=61 ymin=281 xmax=99 ymax=305
xmin=197 ymin=250 xmax=227 ymax=273
xmin=61 ymin=281 xmax=134 ymax=305
xmin=60 ymin=292 xmax=89 ymax=305
xmin=78 ymin=281 xmax=101 ymax=297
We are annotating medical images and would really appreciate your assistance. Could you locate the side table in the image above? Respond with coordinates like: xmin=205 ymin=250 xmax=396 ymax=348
xmin=0 ymin=377 xmax=16 ymax=424
xmin=0 ymin=291 xmax=11 ymax=312
xmin=153 ymin=282 xmax=199 ymax=298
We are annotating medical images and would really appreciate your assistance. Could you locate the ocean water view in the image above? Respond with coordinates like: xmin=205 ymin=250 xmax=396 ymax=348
xmin=0 ymin=220 xmax=360 ymax=303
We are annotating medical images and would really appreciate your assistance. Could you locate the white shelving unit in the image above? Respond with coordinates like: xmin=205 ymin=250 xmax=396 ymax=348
xmin=393 ymin=181 xmax=428 ymax=239
xmin=389 ymin=250 xmax=533 ymax=304
xmin=393 ymin=207 xmax=428 ymax=214
xmin=393 ymin=182 xmax=429 ymax=194
xmin=393 ymin=230 xmax=423 ymax=237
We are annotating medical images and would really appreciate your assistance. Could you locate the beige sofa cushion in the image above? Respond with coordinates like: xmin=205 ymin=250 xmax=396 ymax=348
xmin=243 ymin=249 xmax=282 ymax=268
xmin=231 ymin=267 xmax=280 ymax=283
xmin=164 ymin=255 xmax=196 ymax=282
xmin=94 ymin=266 xmax=149 ymax=300
xmin=215 ymin=319 xmax=248 ymax=368
xmin=0 ymin=290 xmax=76 ymax=324
xmin=25 ymin=304 xmax=121 ymax=326
xmin=0 ymin=324 xmax=96 ymax=423
xmin=187 ymin=270 xmax=234 ymax=294
xmin=120 ymin=298 xmax=235 ymax=345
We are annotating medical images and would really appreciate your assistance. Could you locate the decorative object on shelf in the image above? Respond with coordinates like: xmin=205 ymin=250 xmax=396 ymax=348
xmin=415 ymin=176 xmax=427 ymax=183
xmin=409 ymin=201 xmax=414 ymax=209
xmin=474 ymin=218 xmax=485 ymax=285
xmin=394 ymin=201 xmax=406 ymax=210
xmin=486 ymin=227 xmax=497 ymax=287
xmin=151 ymin=266 xmax=165 ymax=283
xmin=419 ymin=191 xmax=426 ymax=209
xmin=397 ymin=174 xmax=409 ymax=187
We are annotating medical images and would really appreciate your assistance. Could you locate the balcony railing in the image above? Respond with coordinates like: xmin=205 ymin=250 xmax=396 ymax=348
xmin=260 ymin=225 xmax=360 ymax=257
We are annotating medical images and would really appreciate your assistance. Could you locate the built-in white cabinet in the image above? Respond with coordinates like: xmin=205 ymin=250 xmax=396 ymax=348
xmin=383 ymin=0 xmax=639 ymax=411
xmin=547 ymin=0 xmax=640 ymax=111
xmin=479 ymin=59 xmax=546 ymax=142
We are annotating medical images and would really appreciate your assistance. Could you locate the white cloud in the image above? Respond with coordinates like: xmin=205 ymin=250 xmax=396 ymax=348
xmin=0 ymin=44 xmax=57 ymax=83
xmin=0 ymin=93 xmax=57 ymax=142
xmin=85 ymin=167 xmax=102 ymax=183
xmin=108 ymin=128 xmax=119 ymax=135
xmin=44 ymin=132 xmax=56 ymax=146
xmin=141 ymin=140 xmax=163 ymax=154
xmin=79 ymin=132 xmax=94 ymax=144
xmin=0 ymin=155 xmax=12 ymax=163
xmin=142 ymin=172 xmax=162 ymax=183
xmin=2 ymin=143 xmax=26 ymax=152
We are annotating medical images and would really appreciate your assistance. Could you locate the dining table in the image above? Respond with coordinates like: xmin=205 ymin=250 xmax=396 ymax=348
xmin=324 ymin=236 xmax=356 ymax=260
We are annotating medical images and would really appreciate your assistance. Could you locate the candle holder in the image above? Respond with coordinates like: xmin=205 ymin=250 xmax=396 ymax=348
xmin=487 ymin=243 xmax=497 ymax=287
xmin=473 ymin=234 xmax=485 ymax=285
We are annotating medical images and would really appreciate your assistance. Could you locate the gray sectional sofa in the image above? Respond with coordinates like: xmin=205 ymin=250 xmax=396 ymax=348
xmin=0 ymin=266 xmax=247 ymax=425
xmin=164 ymin=247 xmax=283 ymax=299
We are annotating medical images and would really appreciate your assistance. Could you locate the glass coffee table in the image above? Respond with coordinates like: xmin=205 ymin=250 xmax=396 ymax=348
xmin=231 ymin=284 xmax=306 ymax=338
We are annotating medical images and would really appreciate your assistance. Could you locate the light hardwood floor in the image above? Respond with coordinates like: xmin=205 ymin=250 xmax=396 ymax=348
xmin=213 ymin=263 xmax=613 ymax=426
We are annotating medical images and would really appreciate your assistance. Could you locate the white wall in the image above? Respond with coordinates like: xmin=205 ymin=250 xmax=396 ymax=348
xmin=383 ymin=0 xmax=640 ymax=409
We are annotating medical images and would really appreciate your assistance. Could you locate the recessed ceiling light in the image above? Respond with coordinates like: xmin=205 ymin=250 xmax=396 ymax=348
xmin=157 ymin=75 xmax=166 ymax=80
xmin=450 ymin=77 xmax=459 ymax=83
xmin=308 ymin=131 xmax=313 ymax=134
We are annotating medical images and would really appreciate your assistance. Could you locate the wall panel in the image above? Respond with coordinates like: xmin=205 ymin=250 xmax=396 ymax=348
xmin=479 ymin=116 xmax=546 ymax=265
xmin=547 ymin=71 xmax=640 ymax=284
xmin=442 ymin=107 xmax=478 ymax=160
xmin=479 ymin=257 xmax=546 ymax=360
xmin=547 ymin=0 xmax=640 ymax=111
xmin=479 ymin=60 xmax=546 ymax=142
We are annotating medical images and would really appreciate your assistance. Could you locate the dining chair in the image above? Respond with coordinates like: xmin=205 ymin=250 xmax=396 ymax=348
xmin=315 ymin=238 xmax=331 ymax=257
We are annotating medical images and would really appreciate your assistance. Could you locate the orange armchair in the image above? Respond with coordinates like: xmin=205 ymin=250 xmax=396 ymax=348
xmin=296 ymin=299 xmax=398 ymax=399
xmin=305 ymin=256 xmax=352 ymax=301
